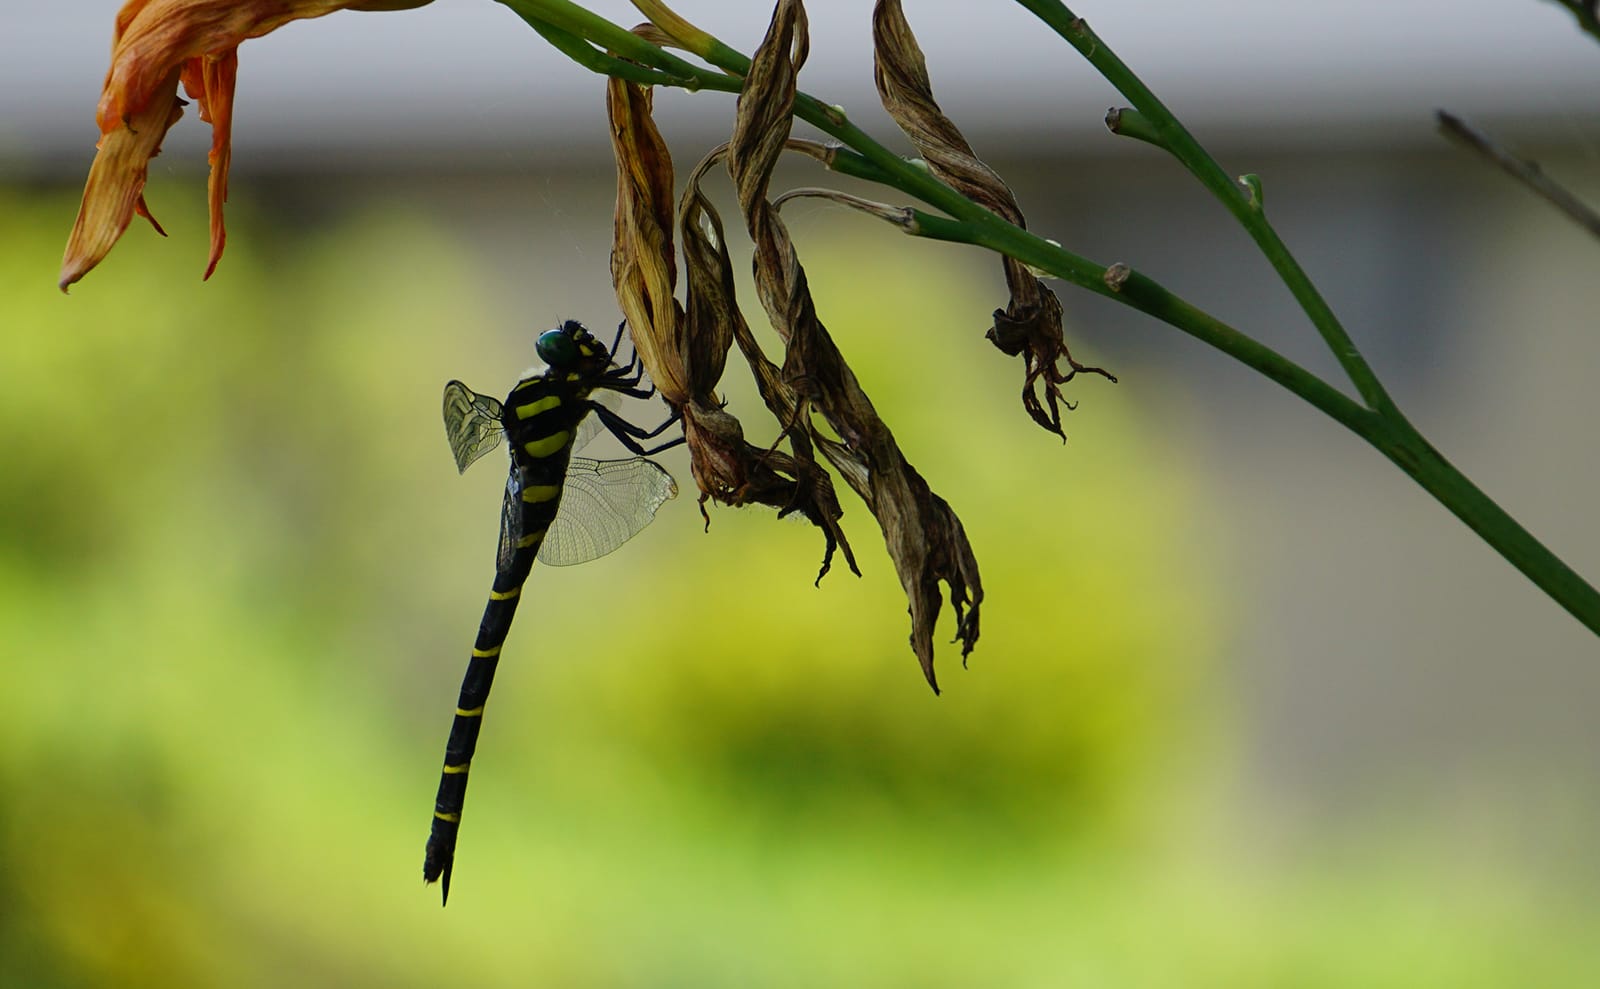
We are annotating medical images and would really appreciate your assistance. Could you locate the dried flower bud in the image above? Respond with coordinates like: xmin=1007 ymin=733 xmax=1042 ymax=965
xmin=871 ymin=0 xmax=1113 ymax=440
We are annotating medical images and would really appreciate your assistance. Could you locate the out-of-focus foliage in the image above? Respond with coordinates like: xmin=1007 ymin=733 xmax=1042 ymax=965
xmin=2 ymin=181 xmax=1597 ymax=988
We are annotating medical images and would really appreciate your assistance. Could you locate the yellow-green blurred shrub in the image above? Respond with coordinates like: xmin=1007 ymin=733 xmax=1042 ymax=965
xmin=1 ymin=182 xmax=1217 ymax=988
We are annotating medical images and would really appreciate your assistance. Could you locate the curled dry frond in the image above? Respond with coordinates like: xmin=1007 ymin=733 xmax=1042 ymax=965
xmin=871 ymin=0 xmax=1114 ymax=441
xmin=726 ymin=0 xmax=981 ymax=691
xmin=607 ymin=44 xmax=856 ymax=583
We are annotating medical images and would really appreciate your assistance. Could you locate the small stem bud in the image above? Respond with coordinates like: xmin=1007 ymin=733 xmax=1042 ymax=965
xmin=1104 ymin=106 xmax=1163 ymax=148
xmin=1239 ymin=173 xmax=1264 ymax=210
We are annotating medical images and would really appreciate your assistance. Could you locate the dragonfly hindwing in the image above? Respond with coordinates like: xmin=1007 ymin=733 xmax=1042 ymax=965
xmin=538 ymin=456 xmax=678 ymax=566
xmin=495 ymin=472 xmax=524 ymax=576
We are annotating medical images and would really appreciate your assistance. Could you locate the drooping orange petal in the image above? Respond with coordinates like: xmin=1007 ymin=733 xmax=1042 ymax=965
xmin=181 ymin=50 xmax=236 ymax=280
xmin=63 ymin=0 xmax=435 ymax=290
xmin=101 ymin=0 xmax=435 ymax=124
xmin=101 ymin=1 xmax=361 ymax=127
xmin=60 ymin=67 xmax=185 ymax=292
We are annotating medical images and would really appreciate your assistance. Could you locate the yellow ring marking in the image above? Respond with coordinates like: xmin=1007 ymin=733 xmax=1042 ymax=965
xmin=434 ymin=811 xmax=461 ymax=823
xmin=522 ymin=430 xmax=572 ymax=459
xmin=443 ymin=763 xmax=470 ymax=774
xmin=456 ymin=705 xmax=485 ymax=718
xmin=471 ymin=645 xmax=501 ymax=658
xmin=520 ymin=484 xmax=562 ymax=504
xmin=488 ymin=587 xmax=520 ymax=601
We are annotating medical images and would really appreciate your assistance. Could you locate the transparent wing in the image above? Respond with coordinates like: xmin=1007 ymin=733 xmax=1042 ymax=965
xmin=538 ymin=456 xmax=678 ymax=567
xmin=570 ymin=387 xmax=621 ymax=454
xmin=495 ymin=471 xmax=523 ymax=575
xmin=442 ymin=380 xmax=505 ymax=474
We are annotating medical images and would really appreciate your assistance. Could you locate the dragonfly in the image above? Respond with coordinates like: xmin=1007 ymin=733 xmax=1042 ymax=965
xmin=424 ymin=318 xmax=681 ymax=905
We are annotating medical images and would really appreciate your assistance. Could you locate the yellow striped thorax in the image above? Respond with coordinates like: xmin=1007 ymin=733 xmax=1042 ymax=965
xmin=500 ymin=319 xmax=618 ymax=482
xmin=512 ymin=393 xmax=562 ymax=421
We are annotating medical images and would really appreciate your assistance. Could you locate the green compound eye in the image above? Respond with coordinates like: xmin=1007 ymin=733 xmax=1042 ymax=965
xmin=535 ymin=328 xmax=579 ymax=367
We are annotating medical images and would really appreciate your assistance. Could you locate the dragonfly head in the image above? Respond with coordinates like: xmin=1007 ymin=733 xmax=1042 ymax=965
xmin=536 ymin=319 xmax=611 ymax=378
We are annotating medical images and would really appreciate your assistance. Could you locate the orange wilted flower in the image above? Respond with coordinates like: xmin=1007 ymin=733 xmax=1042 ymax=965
xmin=59 ymin=0 xmax=433 ymax=292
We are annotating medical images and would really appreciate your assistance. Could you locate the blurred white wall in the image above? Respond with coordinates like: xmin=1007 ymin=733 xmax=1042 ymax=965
xmin=5 ymin=0 xmax=1599 ymax=167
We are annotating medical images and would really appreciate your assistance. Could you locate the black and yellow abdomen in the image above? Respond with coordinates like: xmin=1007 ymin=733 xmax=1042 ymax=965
xmin=424 ymin=319 xmax=680 ymax=905
xmin=423 ymin=370 xmax=592 ymax=901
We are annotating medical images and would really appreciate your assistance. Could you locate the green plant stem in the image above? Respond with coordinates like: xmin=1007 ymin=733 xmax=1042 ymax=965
xmin=497 ymin=0 xmax=742 ymax=93
xmin=1014 ymin=0 xmax=1398 ymax=417
xmin=1365 ymin=420 xmax=1600 ymax=632
xmin=1118 ymin=271 xmax=1600 ymax=634
xmin=1011 ymin=0 xmax=1600 ymax=633
xmin=518 ymin=13 xmax=696 ymax=89
xmin=500 ymin=0 xmax=1600 ymax=638
xmin=930 ymin=213 xmax=1600 ymax=634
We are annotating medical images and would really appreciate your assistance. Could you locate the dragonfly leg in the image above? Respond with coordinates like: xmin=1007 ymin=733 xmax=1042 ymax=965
xmin=587 ymin=400 xmax=680 ymax=438
xmin=636 ymin=406 xmax=682 ymax=439
xmin=609 ymin=349 xmax=641 ymax=381
xmin=605 ymin=323 xmax=648 ymax=383
xmin=600 ymin=361 xmax=656 ymax=399
xmin=585 ymin=401 xmax=685 ymax=456
xmin=622 ymin=433 xmax=686 ymax=456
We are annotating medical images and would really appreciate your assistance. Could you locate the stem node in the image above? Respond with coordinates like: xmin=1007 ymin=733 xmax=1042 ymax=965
xmin=1105 ymin=106 xmax=1163 ymax=148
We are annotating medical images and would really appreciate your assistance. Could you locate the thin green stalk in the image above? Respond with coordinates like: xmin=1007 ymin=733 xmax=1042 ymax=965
xmin=926 ymin=211 xmax=1600 ymax=635
xmin=1014 ymin=0 xmax=1397 ymax=416
xmin=498 ymin=2 xmax=1110 ymax=294
xmin=1015 ymin=0 xmax=1600 ymax=634
xmin=497 ymin=0 xmax=740 ymax=92
xmin=501 ymin=0 xmax=1600 ymax=637
xmin=516 ymin=13 xmax=702 ymax=90
xmin=1367 ymin=419 xmax=1600 ymax=634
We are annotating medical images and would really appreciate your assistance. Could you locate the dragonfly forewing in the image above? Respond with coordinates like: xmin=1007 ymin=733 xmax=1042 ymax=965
xmin=442 ymin=380 xmax=506 ymax=474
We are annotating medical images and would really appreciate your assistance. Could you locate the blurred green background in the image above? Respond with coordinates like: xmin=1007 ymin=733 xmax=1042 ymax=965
xmin=4 ymin=164 xmax=1599 ymax=986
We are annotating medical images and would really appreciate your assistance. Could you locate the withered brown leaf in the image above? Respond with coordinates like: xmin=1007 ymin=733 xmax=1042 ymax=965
xmin=728 ymin=0 xmax=981 ymax=691
xmin=608 ymin=44 xmax=856 ymax=581
xmin=608 ymin=70 xmax=689 ymax=405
